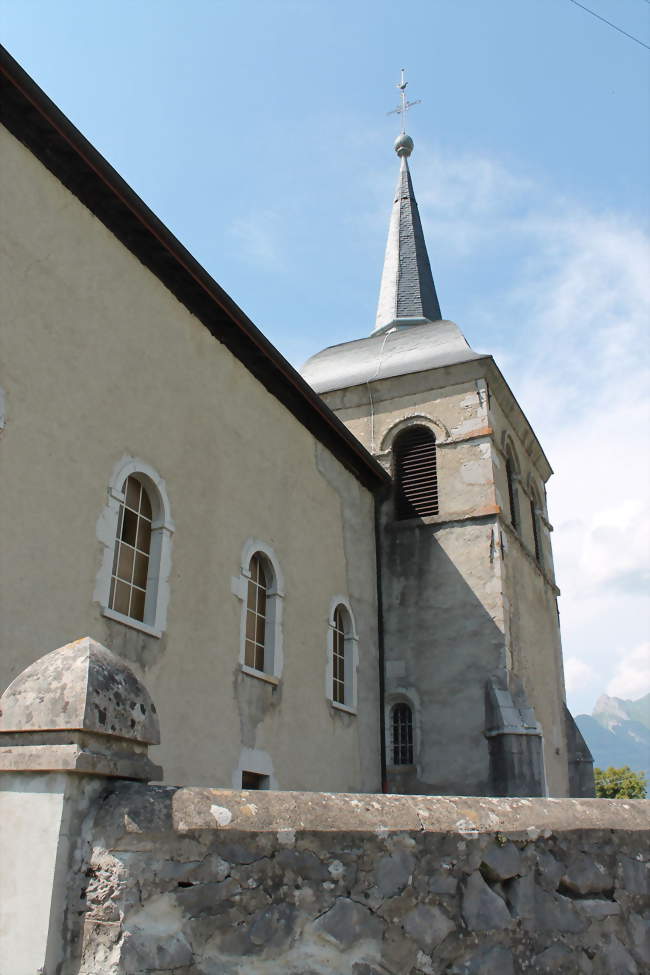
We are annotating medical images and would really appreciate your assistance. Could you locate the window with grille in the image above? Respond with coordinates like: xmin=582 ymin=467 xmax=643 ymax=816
xmin=505 ymin=449 xmax=520 ymax=531
xmin=109 ymin=476 xmax=152 ymax=623
xmin=394 ymin=426 xmax=438 ymax=520
xmin=391 ymin=702 xmax=414 ymax=765
xmin=530 ymin=491 xmax=543 ymax=567
xmin=332 ymin=605 xmax=346 ymax=705
xmin=245 ymin=553 xmax=269 ymax=671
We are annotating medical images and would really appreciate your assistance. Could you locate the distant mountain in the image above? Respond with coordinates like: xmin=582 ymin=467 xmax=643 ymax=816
xmin=575 ymin=693 xmax=650 ymax=783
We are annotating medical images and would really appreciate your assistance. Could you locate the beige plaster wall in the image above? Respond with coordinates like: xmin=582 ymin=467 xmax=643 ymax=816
xmin=0 ymin=125 xmax=380 ymax=792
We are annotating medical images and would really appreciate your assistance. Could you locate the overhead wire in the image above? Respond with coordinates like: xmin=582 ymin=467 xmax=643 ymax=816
xmin=565 ymin=0 xmax=650 ymax=50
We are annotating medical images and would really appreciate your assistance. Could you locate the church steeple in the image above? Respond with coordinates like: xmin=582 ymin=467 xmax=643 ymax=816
xmin=374 ymin=75 xmax=442 ymax=334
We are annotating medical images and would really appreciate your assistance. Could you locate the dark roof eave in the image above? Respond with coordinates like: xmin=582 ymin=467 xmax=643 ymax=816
xmin=0 ymin=45 xmax=388 ymax=493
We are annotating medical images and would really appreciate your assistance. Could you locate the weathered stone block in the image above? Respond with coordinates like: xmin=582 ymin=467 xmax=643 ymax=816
xmin=536 ymin=849 xmax=563 ymax=890
xmin=461 ymin=871 xmax=513 ymax=930
xmin=248 ymin=903 xmax=297 ymax=948
xmin=529 ymin=888 xmax=588 ymax=934
xmin=561 ymin=852 xmax=613 ymax=895
xmin=427 ymin=869 xmax=457 ymax=895
xmin=375 ymin=849 xmax=414 ymax=898
xmin=450 ymin=944 xmax=514 ymax=974
xmin=506 ymin=871 xmax=535 ymax=920
xmin=618 ymin=856 xmax=649 ymax=896
xmin=594 ymin=935 xmax=639 ymax=975
xmin=533 ymin=943 xmax=579 ymax=974
xmin=276 ymin=847 xmax=329 ymax=881
xmin=120 ymin=930 xmax=193 ymax=972
xmin=480 ymin=840 xmax=521 ymax=882
xmin=174 ymin=878 xmax=240 ymax=916
xmin=402 ymin=903 xmax=454 ymax=952
xmin=313 ymin=897 xmax=385 ymax=950
xmin=627 ymin=912 xmax=650 ymax=966
xmin=576 ymin=898 xmax=621 ymax=919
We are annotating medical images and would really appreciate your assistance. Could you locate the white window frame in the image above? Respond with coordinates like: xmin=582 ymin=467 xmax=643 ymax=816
xmin=94 ymin=457 xmax=174 ymax=638
xmin=231 ymin=539 xmax=285 ymax=681
xmin=325 ymin=596 xmax=358 ymax=714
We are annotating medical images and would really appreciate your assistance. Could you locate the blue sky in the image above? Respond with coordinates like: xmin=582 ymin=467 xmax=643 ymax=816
xmin=2 ymin=0 xmax=649 ymax=714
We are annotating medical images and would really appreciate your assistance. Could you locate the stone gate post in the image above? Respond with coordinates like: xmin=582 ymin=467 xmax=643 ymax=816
xmin=0 ymin=637 xmax=161 ymax=975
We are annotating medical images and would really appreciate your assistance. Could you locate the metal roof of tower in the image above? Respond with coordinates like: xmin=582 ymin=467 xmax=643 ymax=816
xmin=374 ymin=132 xmax=442 ymax=333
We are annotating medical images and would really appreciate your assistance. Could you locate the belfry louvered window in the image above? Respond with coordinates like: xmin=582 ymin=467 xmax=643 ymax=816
xmin=394 ymin=426 xmax=438 ymax=520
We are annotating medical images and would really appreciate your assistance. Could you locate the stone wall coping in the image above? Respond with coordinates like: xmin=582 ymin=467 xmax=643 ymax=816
xmin=97 ymin=784 xmax=649 ymax=839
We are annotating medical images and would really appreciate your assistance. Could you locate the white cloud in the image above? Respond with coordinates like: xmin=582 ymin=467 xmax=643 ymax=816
xmin=229 ymin=208 xmax=287 ymax=271
xmin=564 ymin=657 xmax=596 ymax=695
xmin=607 ymin=643 xmax=650 ymax=701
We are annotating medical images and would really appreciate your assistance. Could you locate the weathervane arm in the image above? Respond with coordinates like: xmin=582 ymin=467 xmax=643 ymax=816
xmin=386 ymin=69 xmax=421 ymax=133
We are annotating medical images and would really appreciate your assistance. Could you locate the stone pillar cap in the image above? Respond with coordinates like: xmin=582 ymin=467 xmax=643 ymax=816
xmin=0 ymin=638 xmax=162 ymax=781
xmin=0 ymin=636 xmax=159 ymax=743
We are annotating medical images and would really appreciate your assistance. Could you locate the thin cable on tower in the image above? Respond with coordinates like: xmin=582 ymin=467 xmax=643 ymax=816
xmin=566 ymin=0 xmax=650 ymax=50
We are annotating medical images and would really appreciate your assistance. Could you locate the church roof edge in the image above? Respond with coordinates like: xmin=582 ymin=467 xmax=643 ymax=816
xmin=0 ymin=44 xmax=389 ymax=493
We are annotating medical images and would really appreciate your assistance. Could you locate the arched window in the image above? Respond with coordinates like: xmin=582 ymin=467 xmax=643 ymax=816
xmin=332 ymin=605 xmax=346 ymax=704
xmin=245 ymin=553 xmax=271 ymax=672
xmin=327 ymin=598 xmax=358 ymax=711
xmin=391 ymin=702 xmax=414 ymax=765
xmin=394 ymin=426 xmax=438 ymax=520
xmin=109 ymin=475 xmax=152 ymax=623
xmin=97 ymin=459 xmax=174 ymax=638
xmin=505 ymin=445 xmax=520 ymax=531
xmin=234 ymin=540 xmax=285 ymax=680
xmin=530 ymin=488 xmax=543 ymax=567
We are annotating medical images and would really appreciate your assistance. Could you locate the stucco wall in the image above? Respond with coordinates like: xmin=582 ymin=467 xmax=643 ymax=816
xmin=76 ymin=785 xmax=649 ymax=975
xmin=0 ymin=125 xmax=380 ymax=792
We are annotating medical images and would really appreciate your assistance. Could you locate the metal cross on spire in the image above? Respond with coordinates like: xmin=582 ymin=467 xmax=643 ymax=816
xmin=387 ymin=69 xmax=421 ymax=133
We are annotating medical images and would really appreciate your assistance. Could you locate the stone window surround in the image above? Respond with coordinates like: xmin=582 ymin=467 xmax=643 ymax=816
xmin=95 ymin=457 xmax=174 ymax=638
xmin=375 ymin=413 xmax=449 ymax=467
xmin=232 ymin=539 xmax=285 ymax=681
xmin=325 ymin=596 xmax=359 ymax=714
xmin=385 ymin=689 xmax=420 ymax=769
xmin=231 ymin=746 xmax=278 ymax=790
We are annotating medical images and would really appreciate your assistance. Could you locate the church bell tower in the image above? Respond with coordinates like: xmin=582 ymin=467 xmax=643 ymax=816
xmin=302 ymin=75 xmax=593 ymax=799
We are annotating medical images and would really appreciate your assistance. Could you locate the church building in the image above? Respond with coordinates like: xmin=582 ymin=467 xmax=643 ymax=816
xmin=0 ymin=47 xmax=593 ymax=798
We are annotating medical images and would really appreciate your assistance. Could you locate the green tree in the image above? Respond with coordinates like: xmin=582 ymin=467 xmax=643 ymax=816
xmin=594 ymin=766 xmax=647 ymax=799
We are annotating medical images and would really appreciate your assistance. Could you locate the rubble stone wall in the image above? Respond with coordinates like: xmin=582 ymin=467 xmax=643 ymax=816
xmin=76 ymin=787 xmax=649 ymax=975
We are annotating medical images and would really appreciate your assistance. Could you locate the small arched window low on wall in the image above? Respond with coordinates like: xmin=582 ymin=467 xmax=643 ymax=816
xmin=326 ymin=598 xmax=358 ymax=712
xmin=96 ymin=458 xmax=174 ymax=638
xmin=394 ymin=425 xmax=438 ymax=520
xmin=391 ymin=702 xmax=414 ymax=765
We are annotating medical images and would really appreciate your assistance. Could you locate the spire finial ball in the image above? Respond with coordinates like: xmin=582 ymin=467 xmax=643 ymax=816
xmin=394 ymin=133 xmax=414 ymax=158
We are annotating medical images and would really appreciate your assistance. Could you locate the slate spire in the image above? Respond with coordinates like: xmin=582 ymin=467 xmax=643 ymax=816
xmin=374 ymin=133 xmax=442 ymax=334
